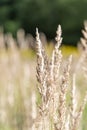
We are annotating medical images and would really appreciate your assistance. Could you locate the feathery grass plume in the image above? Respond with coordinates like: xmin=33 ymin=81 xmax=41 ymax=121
xmin=36 ymin=26 xmax=72 ymax=130
xmin=70 ymin=74 xmax=78 ymax=130
xmin=71 ymin=93 xmax=87 ymax=130
xmin=56 ymin=55 xmax=72 ymax=130
xmin=52 ymin=25 xmax=62 ymax=82
xmin=79 ymin=21 xmax=87 ymax=78
xmin=36 ymin=28 xmax=45 ymax=85
xmin=69 ymin=74 xmax=87 ymax=130
xmin=49 ymin=25 xmax=63 ymax=125
xmin=36 ymin=28 xmax=50 ymax=108
xmin=70 ymin=74 xmax=77 ymax=127
xmin=80 ymin=21 xmax=87 ymax=52
xmin=35 ymin=25 xmax=87 ymax=130
xmin=35 ymin=26 xmax=63 ymax=130
xmin=75 ymin=92 xmax=87 ymax=129
xmin=36 ymin=28 xmax=50 ymax=130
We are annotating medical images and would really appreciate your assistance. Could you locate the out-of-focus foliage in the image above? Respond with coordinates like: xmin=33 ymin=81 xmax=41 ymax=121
xmin=0 ymin=0 xmax=87 ymax=45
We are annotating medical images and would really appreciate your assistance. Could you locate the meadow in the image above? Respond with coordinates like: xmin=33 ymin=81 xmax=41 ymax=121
xmin=0 ymin=24 xmax=87 ymax=130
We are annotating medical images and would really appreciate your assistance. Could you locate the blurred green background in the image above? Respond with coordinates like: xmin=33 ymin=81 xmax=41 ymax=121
xmin=0 ymin=0 xmax=87 ymax=45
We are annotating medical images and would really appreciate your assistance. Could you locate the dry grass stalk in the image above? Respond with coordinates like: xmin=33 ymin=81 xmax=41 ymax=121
xmin=78 ymin=21 xmax=87 ymax=78
xmin=49 ymin=25 xmax=62 ymax=119
xmin=35 ymin=25 xmax=87 ymax=130
xmin=70 ymin=74 xmax=77 ymax=130
xmin=36 ymin=25 xmax=64 ymax=130
xmin=51 ymin=25 xmax=62 ymax=82
xmin=56 ymin=55 xmax=72 ymax=130
xmin=69 ymin=74 xmax=87 ymax=130
xmin=36 ymin=28 xmax=50 ymax=130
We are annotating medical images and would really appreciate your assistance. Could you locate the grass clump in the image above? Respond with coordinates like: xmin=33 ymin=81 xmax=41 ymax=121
xmin=34 ymin=25 xmax=87 ymax=130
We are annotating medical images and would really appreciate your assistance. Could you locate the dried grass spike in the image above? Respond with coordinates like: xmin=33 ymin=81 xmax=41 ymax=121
xmin=36 ymin=28 xmax=42 ymax=56
xmin=55 ymin=25 xmax=62 ymax=49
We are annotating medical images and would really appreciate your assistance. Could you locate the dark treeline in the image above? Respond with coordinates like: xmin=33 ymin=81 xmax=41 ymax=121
xmin=0 ymin=0 xmax=87 ymax=45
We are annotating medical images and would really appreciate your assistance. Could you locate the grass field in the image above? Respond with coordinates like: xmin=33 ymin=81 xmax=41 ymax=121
xmin=0 ymin=25 xmax=87 ymax=130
